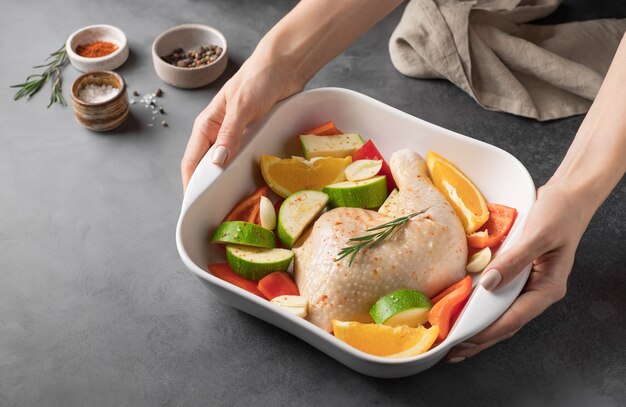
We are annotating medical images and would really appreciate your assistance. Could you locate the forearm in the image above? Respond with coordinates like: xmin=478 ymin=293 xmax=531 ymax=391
xmin=254 ymin=0 xmax=403 ymax=85
xmin=549 ymin=34 xmax=626 ymax=217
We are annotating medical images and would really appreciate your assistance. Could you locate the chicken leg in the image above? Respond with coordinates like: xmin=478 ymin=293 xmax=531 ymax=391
xmin=293 ymin=149 xmax=467 ymax=332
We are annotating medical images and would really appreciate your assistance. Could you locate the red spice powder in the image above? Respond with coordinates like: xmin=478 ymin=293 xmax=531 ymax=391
xmin=76 ymin=41 xmax=118 ymax=58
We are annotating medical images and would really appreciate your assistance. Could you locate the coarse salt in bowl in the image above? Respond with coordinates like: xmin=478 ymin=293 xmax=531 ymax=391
xmin=70 ymin=71 xmax=129 ymax=131
xmin=78 ymin=84 xmax=120 ymax=104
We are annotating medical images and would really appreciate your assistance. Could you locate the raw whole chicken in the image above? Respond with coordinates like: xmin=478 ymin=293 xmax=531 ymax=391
xmin=293 ymin=149 xmax=467 ymax=332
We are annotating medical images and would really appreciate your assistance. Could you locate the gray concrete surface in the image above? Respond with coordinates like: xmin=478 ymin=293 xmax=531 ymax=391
xmin=1 ymin=0 xmax=625 ymax=406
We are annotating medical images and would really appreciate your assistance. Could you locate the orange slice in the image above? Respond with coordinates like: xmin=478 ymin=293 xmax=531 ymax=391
xmin=260 ymin=155 xmax=351 ymax=198
xmin=426 ymin=151 xmax=489 ymax=233
xmin=332 ymin=320 xmax=439 ymax=358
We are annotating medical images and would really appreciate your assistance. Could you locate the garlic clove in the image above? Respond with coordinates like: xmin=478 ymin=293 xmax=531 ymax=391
xmin=259 ymin=196 xmax=277 ymax=230
xmin=271 ymin=295 xmax=308 ymax=318
xmin=344 ymin=159 xmax=383 ymax=182
xmin=466 ymin=247 xmax=492 ymax=273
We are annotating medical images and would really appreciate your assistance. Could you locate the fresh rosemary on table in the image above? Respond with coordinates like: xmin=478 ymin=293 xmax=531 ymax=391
xmin=335 ymin=208 xmax=430 ymax=266
xmin=11 ymin=43 xmax=69 ymax=108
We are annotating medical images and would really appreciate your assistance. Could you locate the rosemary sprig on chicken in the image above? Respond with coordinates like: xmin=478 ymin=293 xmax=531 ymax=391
xmin=335 ymin=208 xmax=430 ymax=266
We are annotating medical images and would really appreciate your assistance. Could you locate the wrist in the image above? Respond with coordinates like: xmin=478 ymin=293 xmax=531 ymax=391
xmin=253 ymin=0 xmax=404 ymax=87
xmin=252 ymin=29 xmax=313 ymax=89
xmin=549 ymin=127 xmax=626 ymax=219
xmin=244 ymin=39 xmax=307 ymax=100
xmin=542 ymin=174 xmax=599 ymax=228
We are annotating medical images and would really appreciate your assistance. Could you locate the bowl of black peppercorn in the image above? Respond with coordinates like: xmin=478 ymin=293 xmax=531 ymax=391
xmin=152 ymin=24 xmax=228 ymax=89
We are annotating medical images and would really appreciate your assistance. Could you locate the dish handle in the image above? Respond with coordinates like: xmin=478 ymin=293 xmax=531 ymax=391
xmin=444 ymin=264 xmax=532 ymax=347
xmin=181 ymin=146 xmax=224 ymax=213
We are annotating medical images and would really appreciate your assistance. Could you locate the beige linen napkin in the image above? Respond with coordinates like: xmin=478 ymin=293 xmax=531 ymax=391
xmin=389 ymin=0 xmax=626 ymax=120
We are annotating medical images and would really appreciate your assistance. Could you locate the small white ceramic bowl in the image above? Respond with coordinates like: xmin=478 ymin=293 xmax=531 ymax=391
xmin=66 ymin=24 xmax=129 ymax=72
xmin=176 ymin=88 xmax=536 ymax=378
xmin=152 ymin=24 xmax=228 ymax=89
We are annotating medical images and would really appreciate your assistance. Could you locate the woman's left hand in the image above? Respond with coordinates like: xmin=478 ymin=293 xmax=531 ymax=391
xmin=445 ymin=181 xmax=594 ymax=363
xmin=445 ymin=30 xmax=626 ymax=363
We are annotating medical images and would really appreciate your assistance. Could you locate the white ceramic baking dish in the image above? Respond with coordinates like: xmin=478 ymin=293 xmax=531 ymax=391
xmin=176 ymin=87 xmax=535 ymax=378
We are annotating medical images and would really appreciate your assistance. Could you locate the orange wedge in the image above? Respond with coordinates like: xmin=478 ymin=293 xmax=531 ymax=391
xmin=260 ymin=155 xmax=351 ymax=198
xmin=332 ymin=320 xmax=439 ymax=358
xmin=426 ymin=151 xmax=489 ymax=233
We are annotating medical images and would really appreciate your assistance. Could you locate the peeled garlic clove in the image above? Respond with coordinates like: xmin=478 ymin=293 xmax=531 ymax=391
xmin=466 ymin=247 xmax=492 ymax=273
xmin=259 ymin=196 xmax=276 ymax=230
xmin=271 ymin=295 xmax=307 ymax=308
xmin=271 ymin=295 xmax=308 ymax=318
xmin=344 ymin=159 xmax=383 ymax=182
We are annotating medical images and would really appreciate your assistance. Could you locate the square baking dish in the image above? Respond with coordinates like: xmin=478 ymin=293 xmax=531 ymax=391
xmin=176 ymin=87 xmax=535 ymax=378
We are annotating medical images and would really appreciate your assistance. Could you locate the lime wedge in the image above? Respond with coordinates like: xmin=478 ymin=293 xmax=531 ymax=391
xmin=370 ymin=289 xmax=432 ymax=327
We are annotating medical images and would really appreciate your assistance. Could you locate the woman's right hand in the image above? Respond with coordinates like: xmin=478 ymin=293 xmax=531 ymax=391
xmin=180 ymin=0 xmax=404 ymax=191
xmin=180 ymin=53 xmax=305 ymax=191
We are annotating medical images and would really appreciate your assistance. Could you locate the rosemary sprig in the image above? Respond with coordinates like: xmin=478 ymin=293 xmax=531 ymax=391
xmin=335 ymin=208 xmax=430 ymax=266
xmin=11 ymin=43 xmax=69 ymax=108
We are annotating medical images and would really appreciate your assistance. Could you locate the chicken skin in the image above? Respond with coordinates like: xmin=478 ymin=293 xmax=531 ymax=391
xmin=293 ymin=149 xmax=467 ymax=332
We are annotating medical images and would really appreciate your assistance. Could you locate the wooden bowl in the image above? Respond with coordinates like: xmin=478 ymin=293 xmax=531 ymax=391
xmin=70 ymin=71 xmax=129 ymax=131
xmin=152 ymin=24 xmax=228 ymax=89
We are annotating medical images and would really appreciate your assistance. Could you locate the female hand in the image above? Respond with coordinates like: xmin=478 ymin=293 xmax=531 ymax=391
xmin=180 ymin=54 xmax=305 ymax=191
xmin=180 ymin=0 xmax=404 ymax=191
xmin=445 ymin=33 xmax=626 ymax=363
xmin=445 ymin=181 xmax=594 ymax=363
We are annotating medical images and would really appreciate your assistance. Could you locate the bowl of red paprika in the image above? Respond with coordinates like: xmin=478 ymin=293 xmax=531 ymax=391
xmin=66 ymin=24 xmax=129 ymax=72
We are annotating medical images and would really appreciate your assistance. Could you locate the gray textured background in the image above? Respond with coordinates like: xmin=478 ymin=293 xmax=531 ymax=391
xmin=1 ymin=1 xmax=625 ymax=406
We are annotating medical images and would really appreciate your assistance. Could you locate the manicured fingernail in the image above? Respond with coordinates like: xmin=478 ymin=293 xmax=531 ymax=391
xmin=479 ymin=268 xmax=502 ymax=291
xmin=447 ymin=356 xmax=466 ymax=364
xmin=212 ymin=145 xmax=228 ymax=165
xmin=457 ymin=342 xmax=476 ymax=349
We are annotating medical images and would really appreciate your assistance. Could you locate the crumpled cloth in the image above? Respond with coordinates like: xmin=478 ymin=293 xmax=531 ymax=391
xmin=389 ymin=0 xmax=626 ymax=120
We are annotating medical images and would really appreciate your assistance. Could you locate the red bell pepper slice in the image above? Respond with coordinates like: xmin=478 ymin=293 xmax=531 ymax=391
xmin=431 ymin=275 xmax=469 ymax=305
xmin=208 ymin=263 xmax=265 ymax=298
xmin=223 ymin=186 xmax=269 ymax=225
xmin=273 ymin=198 xmax=284 ymax=215
xmin=467 ymin=204 xmax=517 ymax=249
xmin=429 ymin=276 xmax=473 ymax=342
xmin=352 ymin=140 xmax=397 ymax=193
xmin=302 ymin=120 xmax=343 ymax=136
xmin=257 ymin=271 xmax=300 ymax=300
